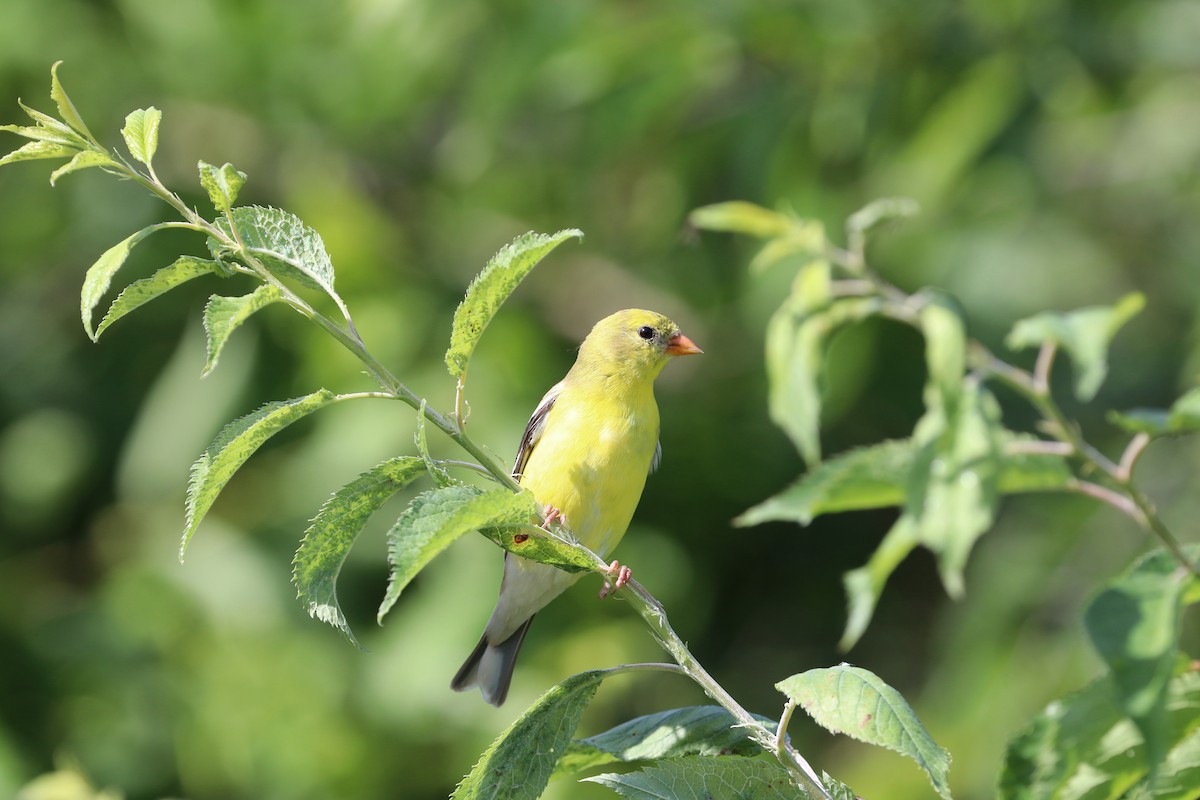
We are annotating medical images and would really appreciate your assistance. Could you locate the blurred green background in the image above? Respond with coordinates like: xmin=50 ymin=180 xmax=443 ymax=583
xmin=2 ymin=0 xmax=1198 ymax=798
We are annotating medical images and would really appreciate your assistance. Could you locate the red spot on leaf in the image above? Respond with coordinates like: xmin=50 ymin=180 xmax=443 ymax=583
xmin=513 ymin=533 xmax=529 ymax=544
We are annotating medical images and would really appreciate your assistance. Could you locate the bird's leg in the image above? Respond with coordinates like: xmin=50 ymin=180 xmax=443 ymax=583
xmin=540 ymin=504 xmax=565 ymax=530
xmin=599 ymin=560 xmax=632 ymax=599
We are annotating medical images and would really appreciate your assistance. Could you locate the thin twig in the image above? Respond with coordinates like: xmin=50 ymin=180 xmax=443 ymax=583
xmin=1117 ymin=433 xmax=1152 ymax=482
xmin=1068 ymin=479 xmax=1145 ymax=524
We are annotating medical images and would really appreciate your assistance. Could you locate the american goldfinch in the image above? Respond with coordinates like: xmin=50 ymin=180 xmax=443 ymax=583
xmin=451 ymin=308 xmax=702 ymax=706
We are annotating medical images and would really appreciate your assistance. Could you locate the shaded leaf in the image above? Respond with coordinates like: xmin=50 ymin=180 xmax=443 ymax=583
xmin=749 ymin=224 xmax=826 ymax=273
xmin=999 ymin=664 xmax=1200 ymax=800
xmin=453 ymin=670 xmax=606 ymax=800
xmin=846 ymin=197 xmax=920 ymax=253
xmin=555 ymin=706 xmax=773 ymax=777
xmin=377 ymin=486 xmax=538 ymax=622
xmin=292 ymin=456 xmax=427 ymax=649
xmin=1109 ymin=387 xmax=1200 ymax=438
xmin=842 ymin=516 xmax=920 ymax=651
xmin=445 ymin=229 xmax=582 ymax=379
xmin=182 ymin=390 xmax=337 ymax=558
xmin=1006 ymin=293 xmax=1145 ymax=401
xmin=202 ymin=284 xmax=283 ymax=376
xmin=586 ymin=754 xmax=806 ymax=800
xmin=81 ymin=224 xmax=175 ymax=341
xmin=779 ymin=664 xmax=952 ymax=799
xmin=199 ymin=160 xmax=247 ymax=213
xmin=415 ymin=400 xmax=454 ymax=488
xmin=49 ymin=150 xmax=117 ymax=186
xmin=50 ymin=61 xmax=95 ymax=142
xmin=121 ymin=107 xmax=160 ymax=166
xmin=1084 ymin=546 xmax=1200 ymax=771
xmin=95 ymin=256 xmax=221 ymax=338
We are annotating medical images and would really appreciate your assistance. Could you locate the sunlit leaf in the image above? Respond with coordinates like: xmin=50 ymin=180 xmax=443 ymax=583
xmin=210 ymin=206 xmax=340 ymax=307
xmin=555 ymin=706 xmax=773 ymax=777
xmin=80 ymin=223 xmax=175 ymax=341
xmin=182 ymin=390 xmax=337 ymax=558
xmin=445 ymin=229 xmax=582 ymax=379
xmin=50 ymin=61 xmax=95 ymax=142
xmin=202 ymin=284 xmax=284 ymax=376
xmin=454 ymin=670 xmax=607 ymax=800
xmin=121 ymin=107 xmax=161 ymax=166
xmin=999 ymin=664 xmax=1200 ymax=800
xmin=1006 ymin=293 xmax=1145 ymax=401
xmin=1084 ymin=546 xmax=1200 ymax=770
xmin=199 ymin=160 xmax=247 ymax=213
xmin=377 ymin=486 xmax=538 ymax=622
xmin=49 ymin=149 xmax=117 ymax=186
xmin=0 ymin=139 xmax=77 ymax=166
xmin=95 ymin=256 xmax=221 ymax=338
xmin=919 ymin=293 xmax=966 ymax=416
xmin=778 ymin=664 xmax=953 ymax=800
xmin=480 ymin=524 xmax=598 ymax=574
xmin=292 ymin=456 xmax=427 ymax=649
xmin=587 ymin=755 xmax=805 ymax=800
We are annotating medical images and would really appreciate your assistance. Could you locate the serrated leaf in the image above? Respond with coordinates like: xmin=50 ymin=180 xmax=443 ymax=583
xmin=210 ymin=206 xmax=339 ymax=304
xmin=50 ymin=61 xmax=95 ymax=142
xmin=95 ymin=256 xmax=220 ymax=338
xmin=0 ymin=123 xmax=81 ymax=146
xmin=199 ymin=160 xmax=247 ymax=213
xmin=445 ymin=229 xmax=582 ymax=379
xmin=49 ymin=149 xmax=117 ymax=186
xmin=586 ymin=754 xmax=805 ymax=800
xmin=202 ymin=284 xmax=283 ymax=376
xmin=121 ymin=107 xmax=161 ymax=166
xmin=1084 ymin=546 xmax=1200 ymax=772
xmin=999 ymin=664 xmax=1200 ymax=800
xmin=182 ymin=390 xmax=337 ymax=558
xmin=80 ymin=224 xmax=175 ymax=341
xmin=377 ymin=486 xmax=538 ymax=622
xmin=292 ymin=456 xmax=427 ymax=648
xmin=779 ymin=664 xmax=952 ymax=800
xmin=0 ymin=139 xmax=77 ymax=167
xmin=480 ymin=524 xmax=599 ymax=574
xmin=688 ymin=201 xmax=799 ymax=238
xmin=453 ymin=670 xmax=606 ymax=800
xmin=1006 ymin=293 xmax=1146 ymax=401
xmin=554 ymin=706 xmax=773 ymax=777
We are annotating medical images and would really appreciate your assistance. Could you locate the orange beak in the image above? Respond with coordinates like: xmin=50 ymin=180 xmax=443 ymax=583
xmin=665 ymin=332 xmax=703 ymax=356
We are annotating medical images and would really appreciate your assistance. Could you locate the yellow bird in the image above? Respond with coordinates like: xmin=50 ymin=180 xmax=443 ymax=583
xmin=451 ymin=308 xmax=702 ymax=706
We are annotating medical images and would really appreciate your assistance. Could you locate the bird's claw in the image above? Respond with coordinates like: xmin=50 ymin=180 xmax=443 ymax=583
xmin=541 ymin=504 xmax=565 ymax=530
xmin=599 ymin=560 xmax=631 ymax=599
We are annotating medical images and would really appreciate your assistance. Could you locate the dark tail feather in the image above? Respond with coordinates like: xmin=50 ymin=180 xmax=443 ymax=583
xmin=450 ymin=617 xmax=534 ymax=707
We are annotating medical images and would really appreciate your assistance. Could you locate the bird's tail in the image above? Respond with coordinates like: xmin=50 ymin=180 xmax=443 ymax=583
xmin=450 ymin=617 xmax=534 ymax=707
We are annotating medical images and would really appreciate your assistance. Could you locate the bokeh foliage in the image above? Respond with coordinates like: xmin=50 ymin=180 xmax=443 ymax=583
xmin=1 ymin=1 xmax=1198 ymax=798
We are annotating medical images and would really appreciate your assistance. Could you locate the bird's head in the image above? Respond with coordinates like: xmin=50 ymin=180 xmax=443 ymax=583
xmin=576 ymin=308 xmax=702 ymax=381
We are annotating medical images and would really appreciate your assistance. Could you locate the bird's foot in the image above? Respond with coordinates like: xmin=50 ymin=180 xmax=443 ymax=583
xmin=540 ymin=504 xmax=566 ymax=530
xmin=599 ymin=560 xmax=632 ymax=599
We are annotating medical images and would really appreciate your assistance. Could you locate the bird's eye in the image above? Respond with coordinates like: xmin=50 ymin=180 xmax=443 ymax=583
xmin=637 ymin=325 xmax=656 ymax=340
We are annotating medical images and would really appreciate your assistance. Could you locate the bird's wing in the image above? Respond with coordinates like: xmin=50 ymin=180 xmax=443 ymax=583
xmin=512 ymin=381 xmax=564 ymax=479
xmin=649 ymin=440 xmax=662 ymax=475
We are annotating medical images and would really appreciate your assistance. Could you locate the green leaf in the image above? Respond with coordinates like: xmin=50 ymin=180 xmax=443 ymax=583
xmin=1006 ymin=292 xmax=1146 ymax=401
xmin=80 ymin=224 xmax=174 ymax=341
xmin=1109 ymin=387 xmax=1200 ymax=438
xmin=919 ymin=293 xmax=966 ymax=416
xmin=480 ymin=524 xmax=599 ymax=574
xmin=49 ymin=149 xmax=117 ymax=186
xmin=749 ymin=224 xmax=826 ymax=273
xmin=292 ymin=456 xmax=427 ymax=649
xmin=453 ymin=670 xmax=606 ymax=800
xmin=444 ymin=229 xmax=582 ymax=379
xmin=95 ymin=256 xmax=221 ymax=338
xmin=198 ymin=160 xmax=247 ymax=213
xmin=201 ymin=284 xmax=284 ymax=376
xmin=15 ymin=99 xmax=83 ymax=142
xmin=846 ymin=197 xmax=919 ymax=253
xmin=688 ymin=201 xmax=798 ymax=238
xmin=842 ymin=516 xmax=920 ymax=651
xmin=377 ymin=486 xmax=538 ymax=622
xmin=999 ymin=664 xmax=1200 ymax=800
xmin=50 ymin=61 xmax=95 ymax=142
xmin=210 ymin=206 xmax=340 ymax=305
xmin=182 ymin=390 xmax=337 ymax=558
xmin=555 ymin=706 xmax=772 ymax=777
xmin=1084 ymin=546 xmax=1200 ymax=771
xmin=121 ymin=107 xmax=161 ymax=166
xmin=779 ymin=664 xmax=953 ymax=800
xmin=738 ymin=433 xmax=1073 ymax=529
xmin=415 ymin=400 xmax=454 ymax=488
xmin=586 ymin=755 xmax=805 ymax=800
xmin=0 ymin=139 xmax=77 ymax=167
